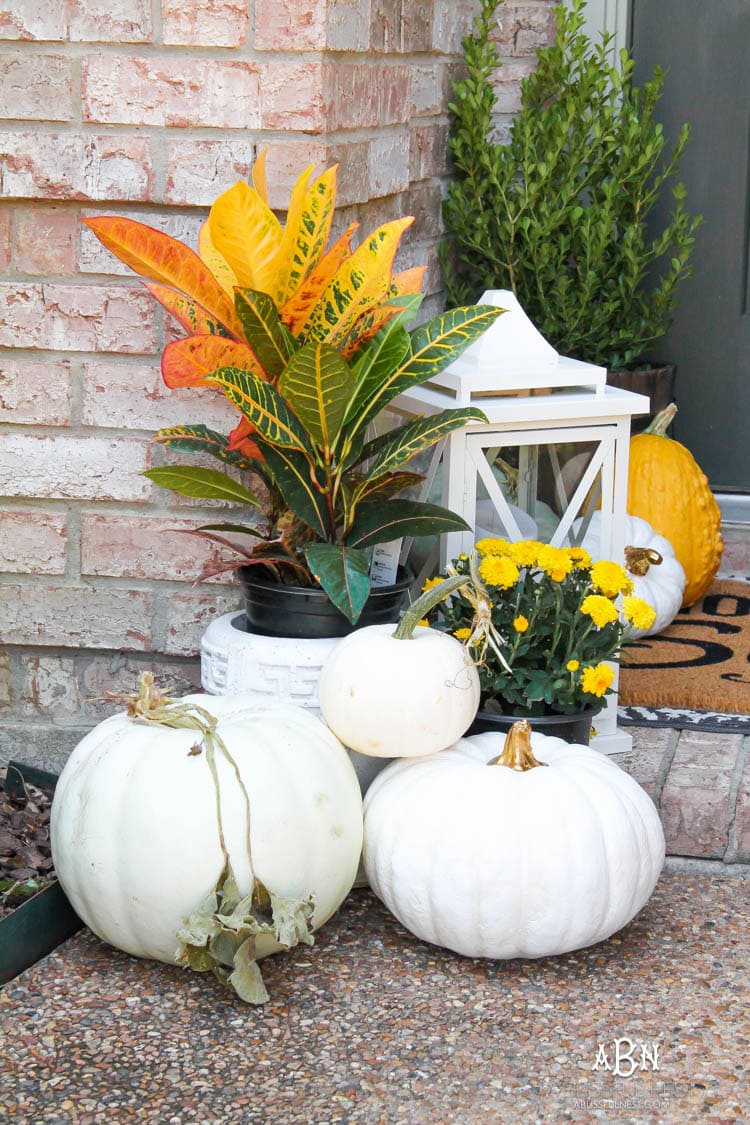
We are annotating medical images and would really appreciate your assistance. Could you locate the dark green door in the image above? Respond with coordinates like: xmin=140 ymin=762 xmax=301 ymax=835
xmin=631 ymin=0 xmax=750 ymax=490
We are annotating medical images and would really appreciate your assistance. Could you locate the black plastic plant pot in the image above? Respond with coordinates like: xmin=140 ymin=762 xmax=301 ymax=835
xmin=0 ymin=762 xmax=82 ymax=986
xmin=468 ymin=706 xmax=601 ymax=745
xmin=237 ymin=566 xmax=414 ymax=639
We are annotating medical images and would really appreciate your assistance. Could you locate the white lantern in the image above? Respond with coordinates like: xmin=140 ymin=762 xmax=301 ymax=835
xmin=391 ymin=291 xmax=650 ymax=756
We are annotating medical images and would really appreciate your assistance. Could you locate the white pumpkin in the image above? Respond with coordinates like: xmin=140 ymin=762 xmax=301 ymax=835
xmin=582 ymin=511 xmax=686 ymax=636
xmin=318 ymin=623 xmax=480 ymax=759
xmin=51 ymin=686 xmax=363 ymax=995
xmin=363 ymin=721 xmax=665 ymax=959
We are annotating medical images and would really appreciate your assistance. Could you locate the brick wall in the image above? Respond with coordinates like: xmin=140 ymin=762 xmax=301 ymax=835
xmin=0 ymin=0 xmax=556 ymax=770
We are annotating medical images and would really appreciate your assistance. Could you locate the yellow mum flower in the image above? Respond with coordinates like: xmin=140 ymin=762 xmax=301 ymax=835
xmin=421 ymin=575 xmax=442 ymax=593
xmin=580 ymin=594 xmax=619 ymax=627
xmin=567 ymin=546 xmax=592 ymax=569
xmin=478 ymin=554 xmax=519 ymax=589
xmin=509 ymin=540 xmax=543 ymax=567
xmin=513 ymin=615 xmax=529 ymax=633
xmin=417 ymin=618 xmax=430 ymax=628
xmin=621 ymin=595 xmax=657 ymax=631
xmin=453 ymin=627 xmax=472 ymax=640
xmin=591 ymin=559 xmax=633 ymax=597
xmin=581 ymin=662 xmax=615 ymax=697
xmin=475 ymin=537 xmax=512 ymax=556
xmin=566 ymin=659 xmax=580 ymax=672
xmin=536 ymin=544 xmax=574 ymax=582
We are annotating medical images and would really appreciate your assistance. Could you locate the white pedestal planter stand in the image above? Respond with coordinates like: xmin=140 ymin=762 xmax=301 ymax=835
xmin=201 ymin=611 xmax=392 ymax=796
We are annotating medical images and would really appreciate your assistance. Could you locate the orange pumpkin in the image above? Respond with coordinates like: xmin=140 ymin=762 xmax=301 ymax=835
xmin=627 ymin=404 xmax=722 ymax=607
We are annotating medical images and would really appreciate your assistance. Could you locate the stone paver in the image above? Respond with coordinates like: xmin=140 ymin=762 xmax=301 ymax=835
xmin=730 ymin=747 xmax=750 ymax=861
xmin=609 ymin=726 xmax=677 ymax=801
xmin=632 ymin=728 xmax=743 ymax=861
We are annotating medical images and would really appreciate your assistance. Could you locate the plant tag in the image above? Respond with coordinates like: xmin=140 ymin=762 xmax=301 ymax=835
xmin=370 ymin=539 xmax=402 ymax=587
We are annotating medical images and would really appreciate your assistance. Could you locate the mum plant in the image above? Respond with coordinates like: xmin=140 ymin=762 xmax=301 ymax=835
xmin=428 ymin=538 xmax=656 ymax=716
xmin=85 ymin=153 xmax=501 ymax=623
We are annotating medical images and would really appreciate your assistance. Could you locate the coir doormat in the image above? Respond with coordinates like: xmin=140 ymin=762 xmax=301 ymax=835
xmin=617 ymin=579 xmax=750 ymax=730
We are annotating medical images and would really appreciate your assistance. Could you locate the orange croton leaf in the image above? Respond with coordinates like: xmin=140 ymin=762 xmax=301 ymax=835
xmin=143 ymin=283 xmax=228 ymax=337
xmin=161 ymin=336 xmax=267 ymax=389
xmin=82 ymin=216 xmax=242 ymax=338
xmin=390 ymin=265 xmax=426 ymax=297
xmin=207 ymin=180 xmax=283 ymax=294
xmin=228 ymin=415 xmax=264 ymax=462
xmin=279 ymin=221 xmax=359 ymax=337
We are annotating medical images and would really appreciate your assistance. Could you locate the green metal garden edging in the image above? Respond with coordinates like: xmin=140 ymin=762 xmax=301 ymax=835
xmin=0 ymin=762 xmax=83 ymax=986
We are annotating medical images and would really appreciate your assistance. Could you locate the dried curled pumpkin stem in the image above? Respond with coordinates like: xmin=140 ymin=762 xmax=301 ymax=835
xmin=487 ymin=720 xmax=546 ymax=771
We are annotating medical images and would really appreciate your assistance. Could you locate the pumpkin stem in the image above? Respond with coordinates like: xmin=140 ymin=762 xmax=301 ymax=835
xmin=487 ymin=720 xmax=546 ymax=771
xmin=643 ymin=402 xmax=677 ymax=436
xmin=624 ymin=545 xmax=663 ymax=576
xmin=394 ymin=573 xmax=471 ymax=639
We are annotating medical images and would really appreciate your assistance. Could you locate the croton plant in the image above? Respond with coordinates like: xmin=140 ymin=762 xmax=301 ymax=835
xmin=86 ymin=152 xmax=501 ymax=622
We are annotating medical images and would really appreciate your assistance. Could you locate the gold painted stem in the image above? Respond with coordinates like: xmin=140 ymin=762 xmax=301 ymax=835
xmin=487 ymin=719 xmax=546 ymax=771
xmin=624 ymin=545 xmax=663 ymax=576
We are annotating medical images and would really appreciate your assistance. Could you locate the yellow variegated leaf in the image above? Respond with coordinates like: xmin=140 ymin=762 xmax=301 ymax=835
xmin=207 ymin=181 xmax=283 ymax=293
xmin=279 ymin=221 xmax=359 ymax=337
xmin=252 ymin=147 xmax=269 ymax=204
xmin=198 ymin=221 xmax=239 ymax=297
xmin=273 ymin=165 xmax=338 ymax=306
xmin=302 ymin=217 xmax=413 ymax=347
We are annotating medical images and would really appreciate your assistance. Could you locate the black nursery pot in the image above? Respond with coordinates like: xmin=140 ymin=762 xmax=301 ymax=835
xmin=468 ymin=707 xmax=601 ymax=745
xmin=237 ymin=566 xmax=414 ymax=639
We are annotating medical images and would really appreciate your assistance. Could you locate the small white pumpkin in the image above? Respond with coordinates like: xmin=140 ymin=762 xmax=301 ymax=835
xmin=51 ymin=678 xmax=363 ymax=1002
xmin=583 ymin=511 xmax=686 ymax=636
xmin=318 ymin=576 xmax=480 ymax=759
xmin=363 ymin=721 xmax=665 ymax=959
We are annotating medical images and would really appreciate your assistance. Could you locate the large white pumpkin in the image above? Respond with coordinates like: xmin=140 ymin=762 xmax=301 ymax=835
xmin=363 ymin=722 xmax=665 ymax=959
xmin=582 ymin=511 xmax=686 ymax=637
xmin=51 ymin=691 xmax=363 ymax=978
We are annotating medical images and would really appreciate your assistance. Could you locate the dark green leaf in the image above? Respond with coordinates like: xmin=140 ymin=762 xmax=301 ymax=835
xmin=255 ymin=440 xmax=329 ymax=538
xmin=365 ymin=407 xmax=488 ymax=478
xmin=347 ymin=498 xmax=471 ymax=549
xmin=234 ymin=288 xmax=295 ymax=378
xmin=305 ymin=543 xmax=371 ymax=624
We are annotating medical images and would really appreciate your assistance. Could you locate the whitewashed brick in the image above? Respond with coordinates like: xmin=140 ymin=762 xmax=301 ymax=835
xmin=0 ymin=132 xmax=153 ymax=201
xmin=0 ymin=585 xmax=153 ymax=649
xmin=0 ymin=433 xmax=151 ymax=501
xmin=0 ymin=357 xmax=72 ymax=425
xmin=0 ymin=283 xmax=158 ymax=353
xmin=0 ymin=54 xmax=75 ymax=121
xmin=0 ymin=510 xmax=67 ymax=574
xmin=83 ymin=56 xmax=261 ymax=129
xmin=81 ymin=359 xmax=238 ymax=431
